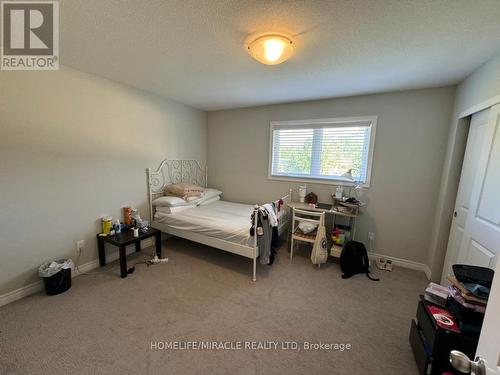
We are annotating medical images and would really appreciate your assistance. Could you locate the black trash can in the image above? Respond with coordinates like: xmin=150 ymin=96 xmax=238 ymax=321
xmin=39 ymin=259 xmax=74 ymax=295
xmin=43 ymin=268 xmax=71 ymax=296
xmin=42 ymin=267 xmax=72 ymax=295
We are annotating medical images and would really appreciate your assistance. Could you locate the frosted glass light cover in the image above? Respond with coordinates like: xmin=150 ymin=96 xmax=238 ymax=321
xmin=247 ymin=35 xmax=294 ymax=65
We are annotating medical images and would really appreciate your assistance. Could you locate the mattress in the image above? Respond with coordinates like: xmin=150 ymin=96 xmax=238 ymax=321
xmin=154 ymin=200 xmax=254 ymax=246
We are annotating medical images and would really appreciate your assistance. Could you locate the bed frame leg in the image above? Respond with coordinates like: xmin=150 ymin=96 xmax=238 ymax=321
xmin=252 ymin=257 xmax=257 ymax=282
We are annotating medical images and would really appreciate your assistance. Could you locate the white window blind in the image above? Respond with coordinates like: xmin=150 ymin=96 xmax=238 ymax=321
xmin=270 ymin=117 xmax=376 ymax=184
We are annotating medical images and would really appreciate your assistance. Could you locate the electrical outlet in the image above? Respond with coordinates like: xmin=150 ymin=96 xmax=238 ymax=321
xmin=76 ymin=240 xmax=85 ymax=252
xmin=368 ymin=232 xmax=375 ymax=241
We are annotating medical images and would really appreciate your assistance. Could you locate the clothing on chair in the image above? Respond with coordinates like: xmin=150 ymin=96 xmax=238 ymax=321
xmin=259 ymin=214 xmax=273 ymax=265
xmin=262 ymin=203 xmax=278 ymax=227
xmin=250 ymin=208 xmax=279 ymax=265
xmin=269 ymin=227 xmax=279 ymax=265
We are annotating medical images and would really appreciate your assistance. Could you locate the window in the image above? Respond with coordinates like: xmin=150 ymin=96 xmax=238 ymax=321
xmin=269 ymin=116 xmax=376 ymax=186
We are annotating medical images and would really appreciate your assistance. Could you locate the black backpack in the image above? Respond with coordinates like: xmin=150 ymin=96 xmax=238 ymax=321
xmin=340 ymin=241 xmax=379 ymax=281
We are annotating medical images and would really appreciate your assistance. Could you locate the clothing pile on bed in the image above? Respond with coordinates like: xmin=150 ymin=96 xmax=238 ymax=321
xmin=250 ymin=200 xmax=284 ymax=266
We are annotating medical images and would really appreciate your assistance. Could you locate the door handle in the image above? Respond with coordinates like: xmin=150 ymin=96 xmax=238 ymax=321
xmin=450 ymin=350 xmax=486 ymax=375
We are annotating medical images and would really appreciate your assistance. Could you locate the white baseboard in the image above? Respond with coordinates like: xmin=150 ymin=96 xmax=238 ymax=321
xmin=142 ymin=237 xmax=154 ymax=248
xmin=72 ymin=247 xmax=124 ymax=276
xmin=2 ymin=243 xmax=430 ymax=307
xmin=0 ymin=281 xmax=45 ymax=308
xmin=0 ymin=241 xmax=153 ymax=308
xmin=368 ymin=251 xmax=431 ymax=280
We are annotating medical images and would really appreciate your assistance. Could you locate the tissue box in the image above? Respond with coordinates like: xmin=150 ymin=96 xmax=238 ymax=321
xmin=424 ymin=282 xmax=449 ymax=308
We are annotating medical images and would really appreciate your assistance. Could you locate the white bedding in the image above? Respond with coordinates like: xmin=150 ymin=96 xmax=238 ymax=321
xmin=154 ymin=200 xmax=254 ymax=246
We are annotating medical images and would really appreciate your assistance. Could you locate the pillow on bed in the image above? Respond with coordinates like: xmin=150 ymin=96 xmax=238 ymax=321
xmin=198 ymin=188 xmax=222 ymax=203
xmin=156 ymin=205 xmax=196 ymax=214
xmin=198 ymin=196 xmax=220 ymax=206
xmin=153 ymin=196 xmax=195 ymax=207
xmin=164 ymin=183 xmax=205 ymax=199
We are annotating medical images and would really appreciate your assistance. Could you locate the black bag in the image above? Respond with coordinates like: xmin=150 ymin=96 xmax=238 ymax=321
xmin=340 ymin=241 xmax=379 ymax=281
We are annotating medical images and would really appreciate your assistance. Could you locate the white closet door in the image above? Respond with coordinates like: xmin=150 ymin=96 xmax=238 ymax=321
xmin=458 ymin=103 xmax=500 ymax=269
xmin=441 ymin=108 xmax=490 ymax=282
xmin=461 ymin=103 xmax=500 ymax=375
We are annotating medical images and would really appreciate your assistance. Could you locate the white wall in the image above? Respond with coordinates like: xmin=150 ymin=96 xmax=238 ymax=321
xmin=0 ymin=66 xmax=207 ymax=295
xmin=428 ymin=50 xmax=500 ymax=280
xmin=207 ymin=87 xmax=455 ymax=265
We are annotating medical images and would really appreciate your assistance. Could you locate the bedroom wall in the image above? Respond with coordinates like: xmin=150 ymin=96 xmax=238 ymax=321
xmin=454 ymin=50 xmax=500 ymax=113
xmin=0 ymin=66 xmax=207 ymax=296
xmin=207 ymin=87 xmax=455 ymax=267
xmin=427 ymin=49 xmax=500 ymax=280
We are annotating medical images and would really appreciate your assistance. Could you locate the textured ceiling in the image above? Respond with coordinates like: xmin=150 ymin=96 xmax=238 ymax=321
xmin=60 ymin=0 xmax=500 ymax=110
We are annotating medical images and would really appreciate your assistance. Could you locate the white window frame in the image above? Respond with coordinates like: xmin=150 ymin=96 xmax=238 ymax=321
xmin=268 ymin=116 xmax=377 ymax=187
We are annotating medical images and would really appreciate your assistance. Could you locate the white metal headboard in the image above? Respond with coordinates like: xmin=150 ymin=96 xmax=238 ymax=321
xmin=146 ymin=159 xmax=207 ymax=221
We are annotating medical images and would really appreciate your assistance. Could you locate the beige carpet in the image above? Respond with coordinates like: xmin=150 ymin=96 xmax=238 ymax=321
xmin=0 ymin=238 xmax=427 ymax=375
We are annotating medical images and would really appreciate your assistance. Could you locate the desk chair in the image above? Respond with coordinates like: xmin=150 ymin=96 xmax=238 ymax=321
xmin=290 ymin=208 xmax=325 ymax=261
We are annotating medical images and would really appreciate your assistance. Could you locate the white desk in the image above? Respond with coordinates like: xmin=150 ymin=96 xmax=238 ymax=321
xmin=287 ymin=201 xmax=359 ymax=218
xmin=287 ymin=201 xmax=363 ymax=257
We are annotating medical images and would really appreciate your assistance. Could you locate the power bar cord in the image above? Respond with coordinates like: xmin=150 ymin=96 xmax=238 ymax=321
xmin=75 ymin=248 xmax=168 ymax=276
xmin=127 ymin=255 xmax=168 ymax=274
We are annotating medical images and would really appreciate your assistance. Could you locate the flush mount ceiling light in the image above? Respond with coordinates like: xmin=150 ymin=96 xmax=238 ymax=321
xmin=247 ymin=34 xmax=294 ymax=65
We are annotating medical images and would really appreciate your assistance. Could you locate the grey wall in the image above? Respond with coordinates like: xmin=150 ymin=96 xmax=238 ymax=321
xmin=455 ymin=51 xmax=500 ymax=113
xmin=0 ymin=66 xmax=207 ymax=295
xmin=427 ymin=50 xmax=500 ymax=280
xmin=4 ymin=50 xmax=497 ymax=294
xmin=207 ymin=87 xmax=455 ymax=265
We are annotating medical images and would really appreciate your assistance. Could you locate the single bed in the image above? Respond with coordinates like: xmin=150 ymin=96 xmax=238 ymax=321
xmin=146 ymin=159 xmax=291 ymax=281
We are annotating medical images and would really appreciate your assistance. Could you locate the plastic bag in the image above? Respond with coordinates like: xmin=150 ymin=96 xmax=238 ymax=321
xmin=298 ymin=221 xmax=318 ymax=234
xmin=38 ymin=259 xmax=74 ymax=277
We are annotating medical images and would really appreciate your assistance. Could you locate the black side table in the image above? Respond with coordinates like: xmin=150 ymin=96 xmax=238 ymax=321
xmin=96 ymin=228 xmax=162 ymax=278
